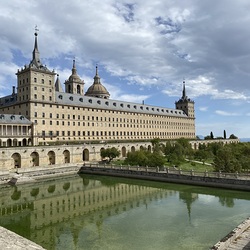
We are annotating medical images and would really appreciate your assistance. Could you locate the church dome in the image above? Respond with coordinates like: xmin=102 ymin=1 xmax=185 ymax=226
xmin=85 ymin=66 xmax=110 ymax=99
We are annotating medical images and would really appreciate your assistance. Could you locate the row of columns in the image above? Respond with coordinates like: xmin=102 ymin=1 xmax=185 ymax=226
xmin=0 ymin=124 xmax=31 ymax=136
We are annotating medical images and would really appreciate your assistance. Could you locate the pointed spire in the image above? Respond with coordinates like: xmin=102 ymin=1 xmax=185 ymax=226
xmin=55 ymin=74 xmax=63 ymax=92
xmin=32 ymin=26 xmax=41 ymax=67
xmin=182 ymin=80 xmax=186 ymax=99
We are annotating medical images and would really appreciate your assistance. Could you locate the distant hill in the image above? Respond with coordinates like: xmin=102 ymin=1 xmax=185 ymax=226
xmin=197 ymin=135 xmax=204 ymax=140
xmin=239 ymin=138 xmax=250 ymax=142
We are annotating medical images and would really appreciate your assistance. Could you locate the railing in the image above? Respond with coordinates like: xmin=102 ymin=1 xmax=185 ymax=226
xmin=82 ymin=163 xmax=250 ymax=180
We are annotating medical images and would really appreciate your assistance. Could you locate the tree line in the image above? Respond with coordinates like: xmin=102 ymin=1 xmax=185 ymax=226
xmin=100 ymin=138 xmax=250 ymax=173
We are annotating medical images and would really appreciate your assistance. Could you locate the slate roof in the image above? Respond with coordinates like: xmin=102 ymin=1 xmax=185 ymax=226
xmin=55 ymin=92 xmax=188 ymax=118
xmin=0 ymin=114 xmax=32 ymax=125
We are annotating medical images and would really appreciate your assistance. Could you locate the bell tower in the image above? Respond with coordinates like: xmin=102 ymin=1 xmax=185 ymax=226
xmin=175 ymin=81 xmax=195 ymax=118
xmin=16 ymin=28 xmax=56 ymax=104
xmin=64 ymin=60 xmax=84 ymax=95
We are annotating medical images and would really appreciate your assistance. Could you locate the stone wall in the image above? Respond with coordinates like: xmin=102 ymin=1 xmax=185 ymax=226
xmin=79 ymin=166 xmax=250 ymax=191
xmin=0 ymin=139 xmax=239 ymax=171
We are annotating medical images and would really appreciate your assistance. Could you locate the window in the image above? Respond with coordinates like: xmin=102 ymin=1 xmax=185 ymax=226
xmin=42 ymin=95 xmax=45 ymax=100
xmin=34 ymin=94 xmax=37 ymax=99
xmin=34 ymin=78 xmax=37 ymax=83
xmin=42 ymin=120 xmax=45 ymax=125
xmin=42 ymin=112 xmax=45 ymax=118
xmin=41 ymin=79 xmax=44 ymax=84
xmin=34 ymin=112 xmax=37 ymax=118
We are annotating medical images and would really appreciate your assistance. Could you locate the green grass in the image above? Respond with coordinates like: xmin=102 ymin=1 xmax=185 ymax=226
xmin=174 ymin=161 xmax=214 ymax=172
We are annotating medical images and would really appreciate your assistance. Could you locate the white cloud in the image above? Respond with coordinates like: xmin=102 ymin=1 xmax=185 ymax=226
xmin=199 ymin=107 xmax=208 ymax=112
xmin=215 ymin=110 xmax=240 ymax=116
xmin=2 ymin=1 xmax=250 ymax=137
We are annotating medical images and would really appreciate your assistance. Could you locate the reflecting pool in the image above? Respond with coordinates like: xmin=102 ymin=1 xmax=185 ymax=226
xmin=0 ymin=174 xmax=249 ymax=250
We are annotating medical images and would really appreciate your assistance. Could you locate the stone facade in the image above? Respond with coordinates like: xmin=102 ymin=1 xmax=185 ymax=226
xmin=0 ymin=32 xmax=195 ymax=147
xmin=0 ymin=139 xmax=239 ymax=171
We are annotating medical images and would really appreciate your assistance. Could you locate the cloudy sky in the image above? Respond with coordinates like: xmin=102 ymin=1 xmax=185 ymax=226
xmin=1 ymin=0 xmax=250 ymax=138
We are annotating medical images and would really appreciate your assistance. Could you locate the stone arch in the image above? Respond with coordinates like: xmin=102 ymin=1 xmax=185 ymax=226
xmin=100 ymin=147 xmax=105 ymax=159
xmin=13 ymin=139 xmax=18 ymax=147
xmin=147 ymin=145 xmax=152 ymax=152
xmin=48 ymin=151 xmax=56 ymax=165
xmin=11 ymin=153 xmax=21 ymax=168
xmin=131 ymin=146 xmax=135 ymax=153
xmin=22 ymin=138 xmax=27 ymax=146
xmin=140 ymin=145 xmax=144 ymax=151
xmin=77 ymin=85 xmax=81 ymax=94
xmin=30 ymin=152 xmax=39 ymax=166
xmin=28 ymin=138 xmax=32 ymax=146
xmin=83 ymin=148 xmax=89 ymax=161
xmin=121 ymin=146 xmax=126 ymax=157
xmin=7 ymin=139 xmax=12 ymax=147
xmin=63 ymin=150 xmax=70 ymax=163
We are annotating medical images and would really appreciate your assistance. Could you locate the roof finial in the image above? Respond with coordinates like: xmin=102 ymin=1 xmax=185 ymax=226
xmin=72 ymin=58 xmax=77 ymax=74
xmin=34 ymin=25 xmax=39 ymax=36
xmin=96 ymin=64 xmax=98 ymax=75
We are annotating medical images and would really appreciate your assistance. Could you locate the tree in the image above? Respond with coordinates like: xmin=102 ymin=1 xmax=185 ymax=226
xmin=223 ymin=130 xmax=227 ymax=139
xmin=124 ymin=150 xmax=165 ymax=167
xmin=150 ymin=138 xmax=162 ymax=153
xmin=100 ymin=147 xmax=120 ymax=162
xmin=210 ymin=131 xmax=214 ymax=139
xmin=229 ymin=134 xmax=238 ymax=139
xmin=124 ymin=150 xmax=148 ymax=166
xmin=213 ymin=146 xmax=241 ymax=173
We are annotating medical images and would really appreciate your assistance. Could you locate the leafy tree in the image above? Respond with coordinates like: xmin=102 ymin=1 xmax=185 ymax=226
xmin=194 ymin=149 xmax=210 ymax=164
xmin=147 ymin=152 xmax=165 ymax=167
xmin=204 ymin=135 xmax=212 ymax=140
xmin=124 ymin=150 xmax=148 ymax=166
xmin=207 ymin=142 xmax=223 ymax=156
xmin=100 ymin=147 xmax=120 ymax=162
xmin=229 ymin=134 xmax=238 ymax=139
xmin=150 ymin=137 xmax=162 ymax=153
xmin=213 ymin=146 xmax=241 ymax=172
xmin=124 ymin=150 xmax=165 ymax=167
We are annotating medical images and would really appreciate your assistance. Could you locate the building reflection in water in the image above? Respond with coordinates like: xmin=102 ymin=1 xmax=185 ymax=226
xmin=0 ymin=174 xmax=242 ymax=249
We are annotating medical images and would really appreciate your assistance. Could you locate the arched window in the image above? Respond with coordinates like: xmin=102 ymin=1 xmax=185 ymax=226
xmin=77 ymin=85 xmax=81 ymax=94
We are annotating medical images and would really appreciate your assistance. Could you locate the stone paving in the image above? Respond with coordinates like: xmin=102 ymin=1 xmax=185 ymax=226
xmin=0 ymin=227 xmax=45 ymax=250
xmin=226 ymin=226 xmax=250 ymax=250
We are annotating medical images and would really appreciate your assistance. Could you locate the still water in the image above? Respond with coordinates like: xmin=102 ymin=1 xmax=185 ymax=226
xmin=0 ymin=174 xmax=249 ymax=250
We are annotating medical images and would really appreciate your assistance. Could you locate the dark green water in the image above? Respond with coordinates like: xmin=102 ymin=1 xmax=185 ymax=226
xmin=0 ymin=174 xmax=249 ymax=250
